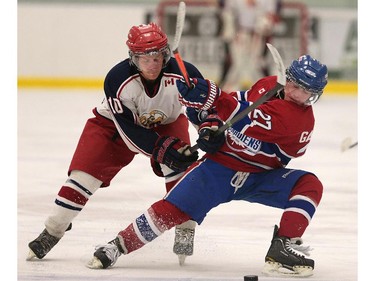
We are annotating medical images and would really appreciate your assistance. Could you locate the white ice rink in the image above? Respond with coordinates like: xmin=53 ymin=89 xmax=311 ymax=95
xmin=17 ymin=89 xmax=360 ymax=281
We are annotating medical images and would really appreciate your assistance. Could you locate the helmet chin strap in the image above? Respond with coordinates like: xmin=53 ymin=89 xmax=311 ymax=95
xmin=275 ymin=89 xmax=285 ymax=100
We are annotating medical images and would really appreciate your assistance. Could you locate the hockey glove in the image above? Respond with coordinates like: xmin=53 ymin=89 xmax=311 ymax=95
xmin=197 ymin=114 xmax=225 ymax=154
xmin=185 ymin=107 xmax=218 ymax=126
xmin=152 ymin=136 xmax=199 ymax=173
xmin=177 ymin=78 xmax=220 ymax=111
xmin=150 ymin=158 xmax=164 ymax=177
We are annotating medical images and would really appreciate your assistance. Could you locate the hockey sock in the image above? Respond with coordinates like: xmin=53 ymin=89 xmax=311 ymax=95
xmin=118 ymin=199 xmax=190 ymax=254
xmin=45 ymin=170 xmax=102 ymax=238
xmin=278 ymin=174 xmax=323 ymax=238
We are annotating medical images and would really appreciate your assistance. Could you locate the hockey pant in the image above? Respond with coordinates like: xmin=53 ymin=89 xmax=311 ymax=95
xmin=166 ymin=158 xmax=323 ymax=238
xmin=115 ymin=158 xmax=322 ymax=254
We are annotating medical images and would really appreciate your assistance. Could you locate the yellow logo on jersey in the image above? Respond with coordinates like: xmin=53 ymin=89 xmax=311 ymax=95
xmin=139 ymin=110 xmax=167 ymax=128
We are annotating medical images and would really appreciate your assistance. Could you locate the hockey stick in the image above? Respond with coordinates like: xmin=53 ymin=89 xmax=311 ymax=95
xmin=189 ymin=43 xmax=286 ymax=153
xmin=341 ymin=137 xmax=358 ymax=152
xmin=172 ymin=1 xmax=193 ymax=88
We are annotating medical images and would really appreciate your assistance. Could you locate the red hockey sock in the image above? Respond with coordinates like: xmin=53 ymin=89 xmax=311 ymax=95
xmin=278 ymin=174 xmax=323 ymax=238
xmin=278 ymin=211 xmax=309 ymax=238
xmin=151 ymin=199 xmax=191 ymax=228
xmin=118 ymin=200 xmax=190 ymax=254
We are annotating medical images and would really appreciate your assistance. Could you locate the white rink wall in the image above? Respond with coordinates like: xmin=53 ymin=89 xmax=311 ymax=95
xmin=18 ymin=1 xmax=357 ymax=89
xmin=18 ymin=2 xmax=153 ymax=78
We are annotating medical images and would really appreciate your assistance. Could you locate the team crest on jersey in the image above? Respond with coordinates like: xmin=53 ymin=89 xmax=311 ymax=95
xmin=226 ymin=127 xmax=261 ymax=154
xmin=139 ymin=110 xmax=167 ymax=128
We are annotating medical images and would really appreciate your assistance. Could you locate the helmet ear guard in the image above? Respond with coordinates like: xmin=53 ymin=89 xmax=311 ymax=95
xmin=286 ymin=55 xmax=328 ymax=105
xmin=126 ymin=22 xmax=171 ymax=70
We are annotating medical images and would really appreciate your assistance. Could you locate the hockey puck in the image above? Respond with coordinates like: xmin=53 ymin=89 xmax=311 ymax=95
xmin=244 ymin=275 xmax=258 ymax=281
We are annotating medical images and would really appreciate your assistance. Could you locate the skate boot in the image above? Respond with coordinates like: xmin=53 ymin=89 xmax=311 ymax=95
xmin=27 ymin=223 xmax=72 ymax=260
xmin=87 ymin=237 xmax=124 ymax=269
xmin=262 ymin=225 xmax=314 ymax=277
xmin=173 ymin=220 xmax=196 ymax=265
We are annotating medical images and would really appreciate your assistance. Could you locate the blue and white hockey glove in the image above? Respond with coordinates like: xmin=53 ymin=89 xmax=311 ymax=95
xmin=197 ymin=114 xmax=225 ymax=154
xmin=177 ymin=78 xmax=220 ymax=111
xmin=185 ymin=107 xmax=218 ymax=126
xmin=152 ymin=136 xmax=199 ymax=173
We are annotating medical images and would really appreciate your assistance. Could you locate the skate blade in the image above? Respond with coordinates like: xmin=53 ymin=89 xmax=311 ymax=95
xmin=86 ymin=256 xmax=104 ymax=269
xmin=341 ymin=137 xmax=352 ymax=151
xmin=26 ymin=249 xmax=37 ymax=261
xmin=177 ymin=254 xmax=186 ymax=266
xmin=262 ymin=261 xmax=313 ymax=277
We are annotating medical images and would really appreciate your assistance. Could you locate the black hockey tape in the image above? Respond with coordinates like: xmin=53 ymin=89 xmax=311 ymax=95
xmin=244 ymin=275 xmax=258 ymax=281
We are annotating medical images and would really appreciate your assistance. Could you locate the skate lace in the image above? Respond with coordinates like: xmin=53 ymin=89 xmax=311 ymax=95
xmin=286 ymin=238 xmax=313 ymax=257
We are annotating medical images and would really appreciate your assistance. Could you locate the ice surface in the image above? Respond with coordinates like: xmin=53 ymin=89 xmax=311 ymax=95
xmin=17 ymin=90 xmax=358 ymax=280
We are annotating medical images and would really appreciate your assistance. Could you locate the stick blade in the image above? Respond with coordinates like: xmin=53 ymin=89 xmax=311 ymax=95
xmin=172 ymin=1 xmax=186 ymax=52
xmin=266 ymin=43 xmax=286 ymax=86
xmin=341 ymin=137 xmax=358 ymax=152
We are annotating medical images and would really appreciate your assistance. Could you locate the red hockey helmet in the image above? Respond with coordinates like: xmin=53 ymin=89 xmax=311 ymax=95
xmin=126 ymin=22 xmax=171 ymax=69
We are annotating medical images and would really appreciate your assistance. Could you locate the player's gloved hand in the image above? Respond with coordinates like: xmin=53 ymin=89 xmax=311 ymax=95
xmin=177 ymin=78 xmax=220 ymax=111
xmin=197 ymin=114 xmax=225 ymax=154
xmin=185 ymin=107 xmax=217 ymax=126
xmin=152 ymin=136 xmax=199 ymax=173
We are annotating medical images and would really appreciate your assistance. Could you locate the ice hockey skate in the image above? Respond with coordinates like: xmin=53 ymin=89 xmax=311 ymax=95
xmin=27 ymin=223 xmax=72 ymax=260
xmin=262 ymin=225 xmax=314 ymax=277
xmin=87 ymin=237 xmax=123 ymax=269
xmin=173 ymin=220 xmax=196 ymax=265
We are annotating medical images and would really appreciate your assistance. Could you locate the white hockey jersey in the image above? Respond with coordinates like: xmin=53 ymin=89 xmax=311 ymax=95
xmin=96 ymin=57 xmax=204 ymax=156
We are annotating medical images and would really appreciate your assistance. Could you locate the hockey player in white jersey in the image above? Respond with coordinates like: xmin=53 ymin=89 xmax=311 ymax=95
xmin=27 ymin=22 xmax=201 ymax=265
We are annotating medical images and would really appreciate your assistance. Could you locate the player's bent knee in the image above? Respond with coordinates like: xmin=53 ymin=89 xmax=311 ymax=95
xmin=151 ymin=199 xmax=191 ymax=229
xmin=69 ymin=170 xmax=103 ymax=193
xmin=290 ymin=174 xmax=323 ymax=206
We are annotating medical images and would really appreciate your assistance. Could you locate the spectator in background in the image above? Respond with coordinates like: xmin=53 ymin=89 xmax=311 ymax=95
xmin=219 ymin=0 xmax=282 ymax=91
xmin=217 ymin=0 xmax=234 ymax=88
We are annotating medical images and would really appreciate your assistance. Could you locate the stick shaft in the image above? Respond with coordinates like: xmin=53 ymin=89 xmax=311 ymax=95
xmin=188 ymin=84 xmax=283 ymax=153
xmin=174 ymin=50 xmax=192 ymax=88
xmin=349 ymin=141 xmax=358 ymax=149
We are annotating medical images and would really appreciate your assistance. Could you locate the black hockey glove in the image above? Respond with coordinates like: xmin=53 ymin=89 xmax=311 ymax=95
xmin=152 ymin=136 xmax=199 ymax=173
xmin=197 ymin=114 xmax=225 ymax=154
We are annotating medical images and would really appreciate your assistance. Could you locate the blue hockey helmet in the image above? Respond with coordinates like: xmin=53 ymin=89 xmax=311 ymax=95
xmin=286 ymin=55 xmax=328 ymax=104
